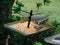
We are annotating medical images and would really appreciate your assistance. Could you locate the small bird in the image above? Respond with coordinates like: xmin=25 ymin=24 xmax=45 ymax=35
xmin=31 ymin=15 xmax=49 ymax=24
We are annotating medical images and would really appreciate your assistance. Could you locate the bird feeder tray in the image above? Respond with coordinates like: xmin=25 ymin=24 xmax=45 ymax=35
xmin=4 ymin=21 xmax=52 ymax=36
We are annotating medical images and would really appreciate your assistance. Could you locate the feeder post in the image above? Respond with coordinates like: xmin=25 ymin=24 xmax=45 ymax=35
xmin=27 ymin=10 xmax=33 ymax=28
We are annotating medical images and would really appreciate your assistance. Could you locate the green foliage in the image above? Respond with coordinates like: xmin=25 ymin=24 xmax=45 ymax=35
xmin=13 ymin=1 xmax=24 ymax=13
xmin=43 ymin=0 xmax=51 ymax=5
xmin=54 ymin=26 xmax=60 ymax=34
xmin=50 ymin=19 xmax=60 ymax=27
xmin=13 ymin=6 xmax=21 ymax=13
xmin=52 ymin=20 xmax=58 ymax=27
xmin=36 ymin=2 xmax=42 ymax=9
xmin=33 ymin=42 xmax=43 ymax=45
xmin=16 ymin=1 xmax=24 ymax=7
xmin=10 ymin=15 xmax=20 ymax=22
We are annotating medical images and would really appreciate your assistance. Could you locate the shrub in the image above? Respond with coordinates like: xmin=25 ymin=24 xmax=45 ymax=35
xmin=33 ymin=42 xmax=43 ymax=45
xmin=10 ymin=15 xmax=20 ymax=22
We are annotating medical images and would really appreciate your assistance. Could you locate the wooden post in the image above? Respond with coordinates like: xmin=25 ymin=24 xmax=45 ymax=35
xmin=27 ymin=10 xmax=33 ymax=28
